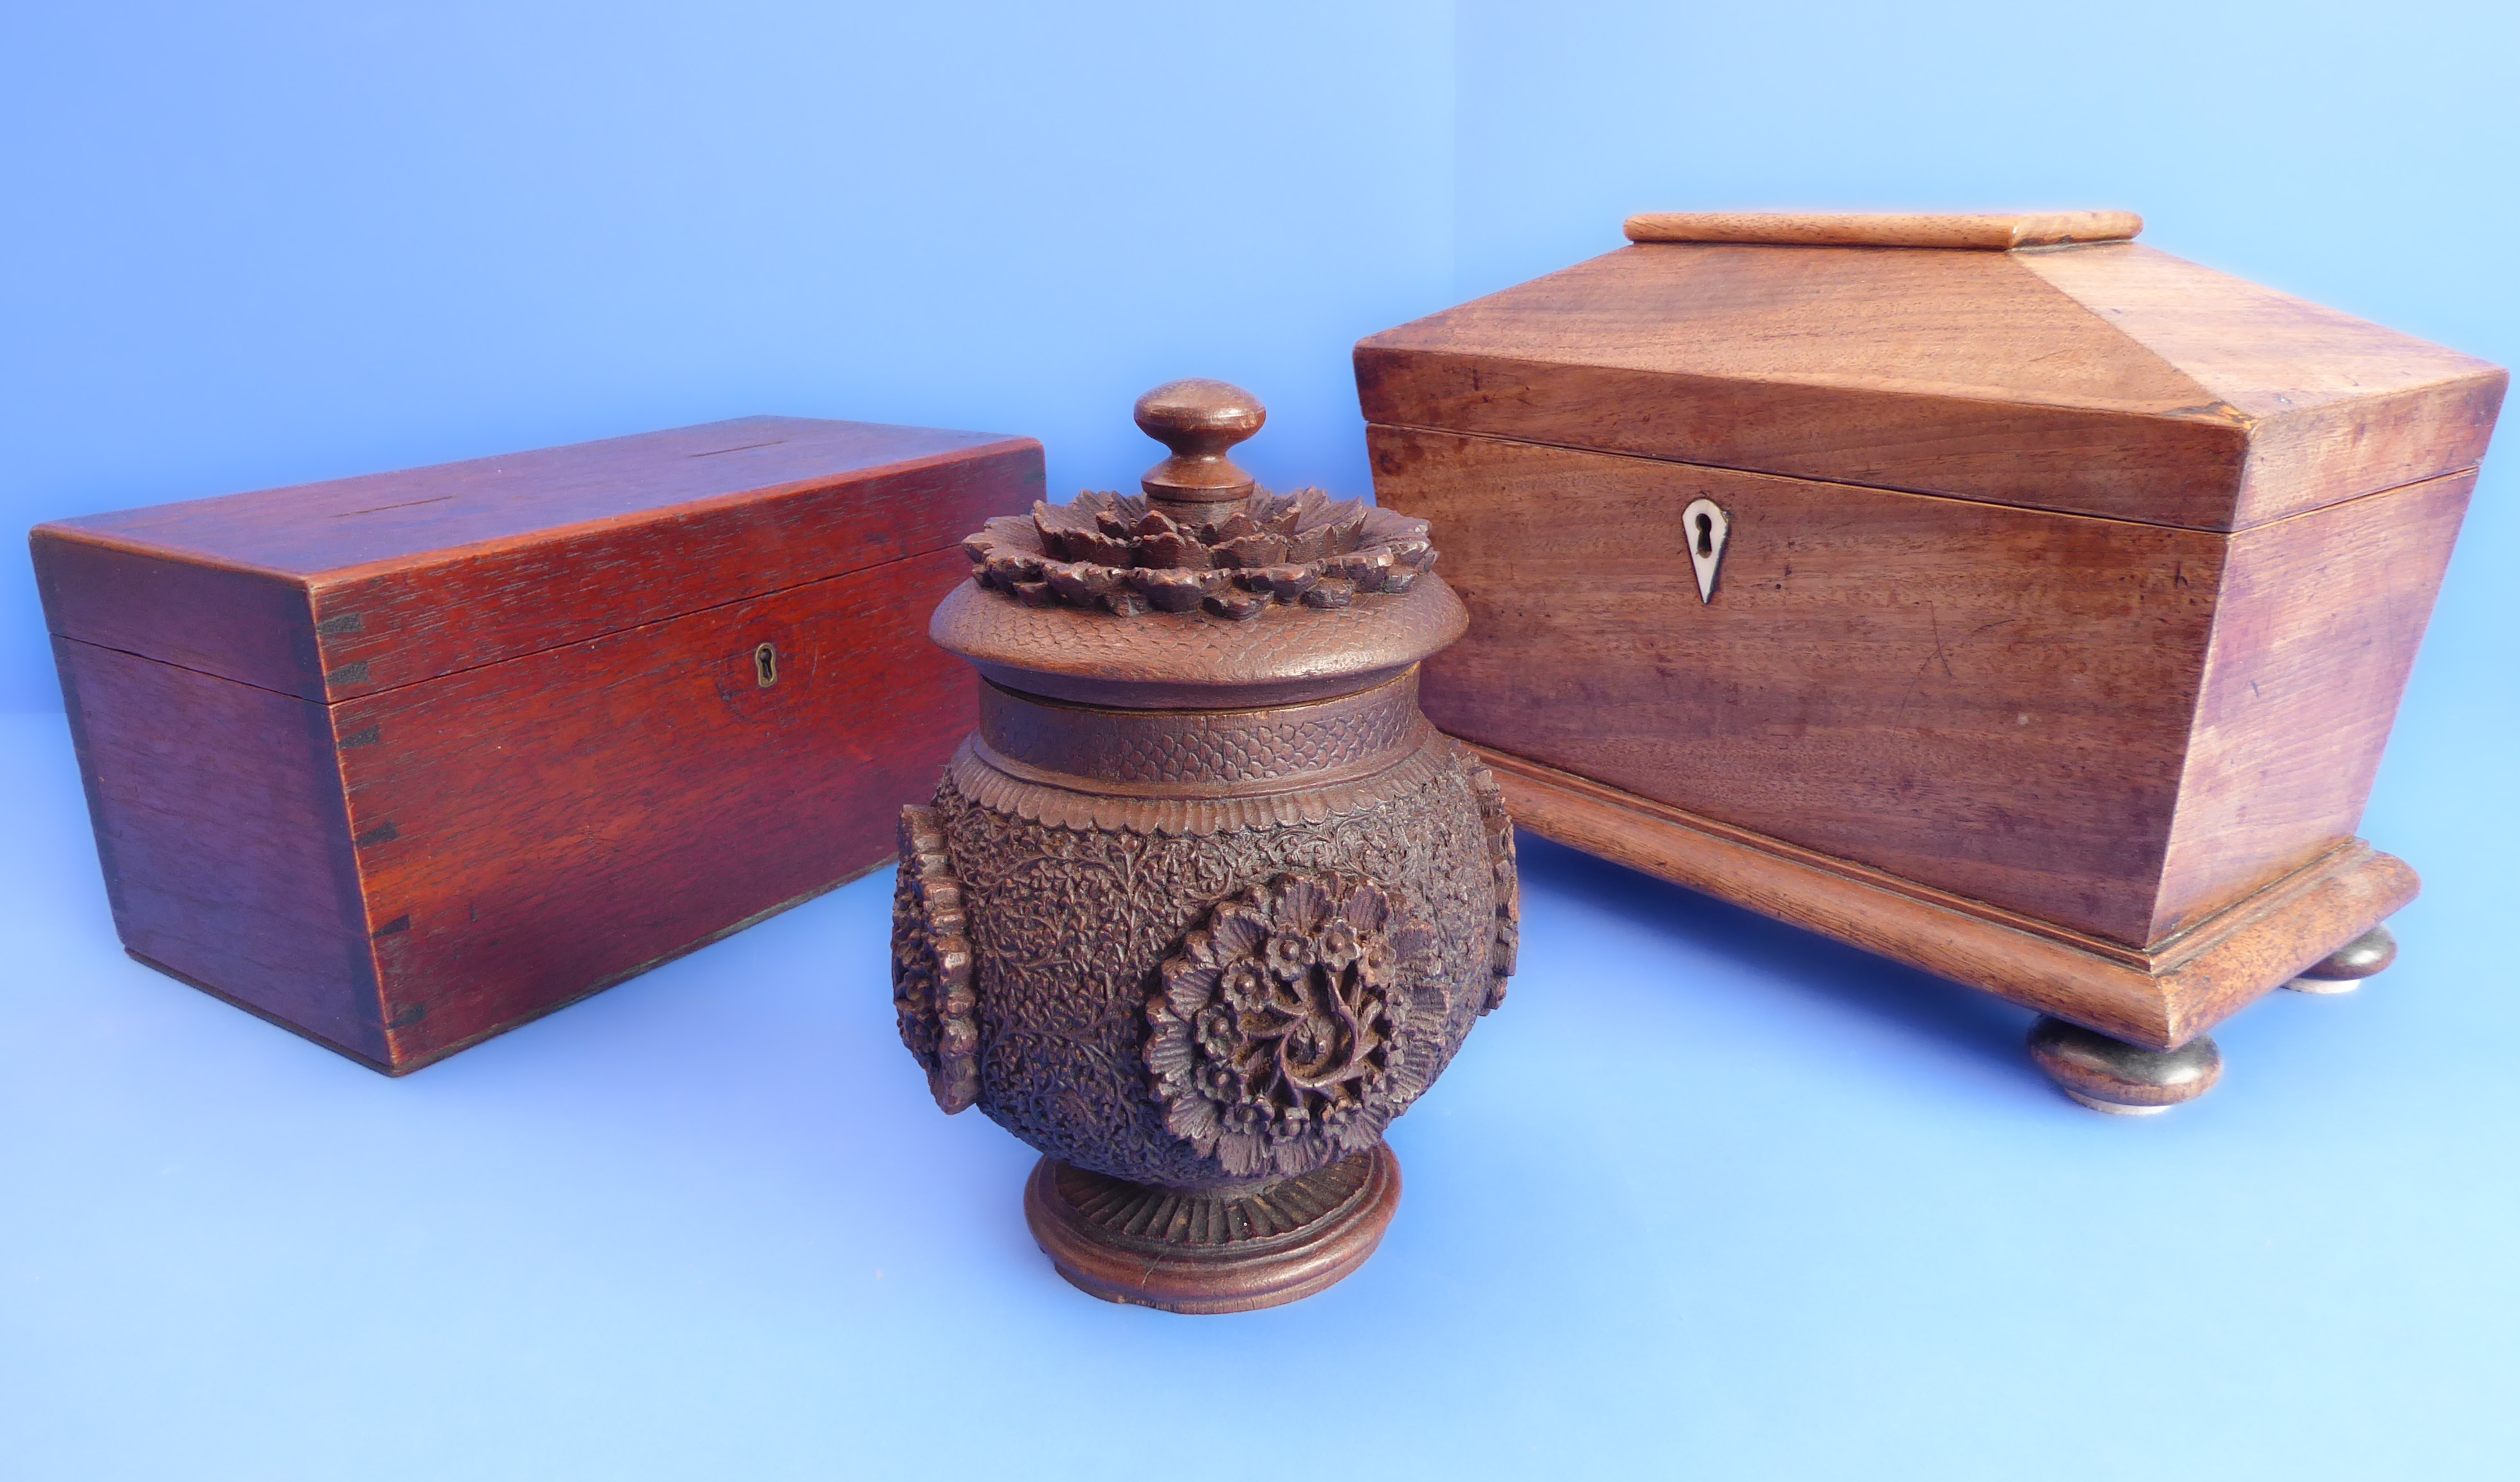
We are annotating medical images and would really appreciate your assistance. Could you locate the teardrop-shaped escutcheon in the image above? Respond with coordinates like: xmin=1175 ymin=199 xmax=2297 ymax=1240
xmin=1683 ymin=497 xmax=1729 ymax=603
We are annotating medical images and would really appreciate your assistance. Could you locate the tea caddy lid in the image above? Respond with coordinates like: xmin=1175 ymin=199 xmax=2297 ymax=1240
xmin=931 ymin=380 xmax=1467 ymax=709
xmin=1355 ymin=210 xmax=2506 ymax=533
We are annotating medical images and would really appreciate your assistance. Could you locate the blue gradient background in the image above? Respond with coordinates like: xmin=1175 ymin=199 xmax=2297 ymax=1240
xmin=2 ymin=3 xmax=2512 ymax=1478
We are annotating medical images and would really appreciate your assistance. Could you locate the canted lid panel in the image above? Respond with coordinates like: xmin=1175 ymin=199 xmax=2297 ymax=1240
xmin=1358 ymin=241 xmax=2505 ymax=530
xmin=1373 ymin=244 xmax=2219 ymax=415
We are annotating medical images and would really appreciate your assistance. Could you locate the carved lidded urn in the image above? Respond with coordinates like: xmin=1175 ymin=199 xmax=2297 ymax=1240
xmin=889 ymin=379 xmax=1517 ymax=1313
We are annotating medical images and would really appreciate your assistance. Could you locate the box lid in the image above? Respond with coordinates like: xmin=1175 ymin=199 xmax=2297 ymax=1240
xmin=1355 ymin=212 xmax=2506 ymax=531
xmin=33 ymin=416 xmax=1042 ymax=702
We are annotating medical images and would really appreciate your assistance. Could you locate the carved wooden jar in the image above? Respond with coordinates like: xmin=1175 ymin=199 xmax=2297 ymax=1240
xmin=890 ymin=380 xmax=1517 ymax=1312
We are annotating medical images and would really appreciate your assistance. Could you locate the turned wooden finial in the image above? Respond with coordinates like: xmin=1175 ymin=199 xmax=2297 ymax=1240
xmin=1136 ymin=379 xmax=1265 ymax=513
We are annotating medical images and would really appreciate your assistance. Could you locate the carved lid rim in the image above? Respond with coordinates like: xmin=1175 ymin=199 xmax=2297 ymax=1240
xmin=929 ymin=573 xmax=1469 ymax=711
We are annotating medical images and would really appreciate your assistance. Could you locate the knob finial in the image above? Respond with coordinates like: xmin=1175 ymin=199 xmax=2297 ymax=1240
xmin=1135 ymin=379 xmax=1265 ymax=513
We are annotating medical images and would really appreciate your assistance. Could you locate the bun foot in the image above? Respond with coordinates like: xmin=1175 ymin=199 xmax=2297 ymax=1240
xmin=2027 ymin=1016 xmax=2222 ymax=1114
xmin=1023 ymin=1145 xmax=1400 ymax=1314
xmin=2286 ymin=924 xmax=2399 ymax=995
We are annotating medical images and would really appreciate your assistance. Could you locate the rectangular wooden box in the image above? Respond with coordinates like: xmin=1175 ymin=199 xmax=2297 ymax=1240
xmin=33 ymin=416 xmax=1041 ymax=1073
xmin=1357 ymin=212 xmax=2505 ymax=1053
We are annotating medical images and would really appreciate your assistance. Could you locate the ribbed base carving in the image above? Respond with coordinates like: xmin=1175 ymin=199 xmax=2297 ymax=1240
xmin=1023 ymin=1145 xmax=1400 ymax=1314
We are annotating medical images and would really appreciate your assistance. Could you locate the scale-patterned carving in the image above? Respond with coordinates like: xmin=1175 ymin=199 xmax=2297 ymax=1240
xmin=979 ymin=673 xmax=1425 ymax=790
xmin=930 ymin=571 xmax=1469 ymax=705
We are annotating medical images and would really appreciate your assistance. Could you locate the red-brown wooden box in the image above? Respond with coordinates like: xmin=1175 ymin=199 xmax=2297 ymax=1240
xmin=32 ymin=416 xmax=1041 ymax=1074
xmin=1355 ymin=211 xmax=2505 ymax=1075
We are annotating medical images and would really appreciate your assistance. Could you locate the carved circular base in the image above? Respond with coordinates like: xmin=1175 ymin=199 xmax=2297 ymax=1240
xmin=2027 ymin=1016 xmax=2222 ymax=1114
xmin=1023 ymin=1145 xmax=1401 ymax=1314
xmin=2285 ymin=924 xmax=2398 ymax=994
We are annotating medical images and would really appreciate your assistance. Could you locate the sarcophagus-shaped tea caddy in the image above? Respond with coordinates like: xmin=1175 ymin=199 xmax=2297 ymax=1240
xmin=889 ymin=381 xmax=1517 ymax=1310
xmin=1356 ymin=211 xmax=2505 ymax=1111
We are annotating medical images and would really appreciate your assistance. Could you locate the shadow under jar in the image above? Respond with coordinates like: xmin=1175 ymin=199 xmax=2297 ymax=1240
xmin=889 ymin=379 xmax=1518 ymax=1314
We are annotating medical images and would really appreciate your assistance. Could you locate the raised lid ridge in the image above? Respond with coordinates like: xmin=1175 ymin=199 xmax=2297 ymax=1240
xmin=1624 ymin=211 xmax=2143 ymax=250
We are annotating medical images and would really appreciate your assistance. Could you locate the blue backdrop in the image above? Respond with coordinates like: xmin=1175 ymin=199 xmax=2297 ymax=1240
xmin=3 ymin=3 xmax=2513 ymax=1479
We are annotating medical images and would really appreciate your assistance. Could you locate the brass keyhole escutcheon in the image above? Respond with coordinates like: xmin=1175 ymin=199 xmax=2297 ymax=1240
xmin=754 ymin=642 xmax=778 ymax=688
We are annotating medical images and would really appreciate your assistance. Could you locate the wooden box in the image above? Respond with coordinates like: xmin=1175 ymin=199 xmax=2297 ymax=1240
xmin=33 ymin=416 xmax=1041 ymax=1074
xmin=1356 ymin=211 xmax=2505 ymax=1091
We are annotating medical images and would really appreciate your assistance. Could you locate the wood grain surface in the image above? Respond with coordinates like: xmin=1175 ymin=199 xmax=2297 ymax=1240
xmin=1482 ymin=747 xmax=2417 ymax=1048
xmin=38 ymin=421 xmax=1038 ymax=1071
xmin=1624 ymin=210 xmax=2142 ymax=249
xmin=33 ymin=417 xmax=1042 ymax=702
xmin=1374 ymin=426 xmax=2476 ymax=949
xmin=328 ymin=548 xmax=976 ymax=1069
xmin=1356 ymin=223 xmax=2494 ymax=1055
xmin=1355 ymin=242 xmax=2503 ymax=531
xmin=2150 ymin=469 xmax=2473 ymax=936
xmin=1372 ymin=425 xmax=2220 ymax=945
xmin=51 ymin=636 xmax=384 ymax=1063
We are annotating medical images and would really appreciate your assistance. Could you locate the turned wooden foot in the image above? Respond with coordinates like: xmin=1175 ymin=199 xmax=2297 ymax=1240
xmin=2027 ymin=1016 xmax=2222 ymax=1114
xmin=1023 ymin=1145 xmax=1400 ymax=1314
xmin=2286 ymin=924 xmax=2398 ymax=995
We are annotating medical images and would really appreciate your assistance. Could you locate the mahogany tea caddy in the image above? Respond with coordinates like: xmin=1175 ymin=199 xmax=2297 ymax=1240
xmin=1357 ymin=210 xmax=2505 ymax=1111
xmin=33 ymin=418 xmax=1039 ymax=1073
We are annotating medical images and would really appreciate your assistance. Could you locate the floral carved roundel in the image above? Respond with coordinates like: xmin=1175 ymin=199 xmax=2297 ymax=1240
xmin=1147 ymin=871 xmax=1436 ymax=1179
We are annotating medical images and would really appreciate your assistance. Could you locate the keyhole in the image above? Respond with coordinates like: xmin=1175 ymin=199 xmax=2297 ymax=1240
xmin=1695 ymin=511 xmax=1715 ymax=556
xmin=754 ymin=642 xmax=778 ymax=688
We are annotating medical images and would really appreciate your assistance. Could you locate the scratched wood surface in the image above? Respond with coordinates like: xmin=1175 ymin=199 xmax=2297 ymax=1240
xmin=36 ymin=422 xmax=1037 ymax=1072
xmin=1357 ymin=240 xmax=2503 ymax=532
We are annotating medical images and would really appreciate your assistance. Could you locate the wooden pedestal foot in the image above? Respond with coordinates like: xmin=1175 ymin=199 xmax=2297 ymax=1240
xmin=1023 ymin=1144 xmax=1400 ymax=1314
xmin=2027 ymin=1016 xmax=2222 ymax=1114
xmin=2286 ymin=924 xmax=2398 ymax=995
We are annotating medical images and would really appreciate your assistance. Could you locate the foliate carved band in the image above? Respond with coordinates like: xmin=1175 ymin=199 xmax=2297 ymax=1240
xmin=1470 ymin=764 xmax=1519 ymax=1013
xmin=1147 ymin=871 xmax=1436 ymax=1179
xmin=974 ymin=672 xmax=1429 ymax=796
xmin=891 ymin=805 xmax=979 ymax=1114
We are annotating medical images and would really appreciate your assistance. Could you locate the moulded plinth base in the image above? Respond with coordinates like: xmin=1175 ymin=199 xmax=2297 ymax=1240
xmin=1475 ymin=746 xmax=2417 ymax=1052
xmin=1023 ymin=1144 xmax=1401 ymax=1314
